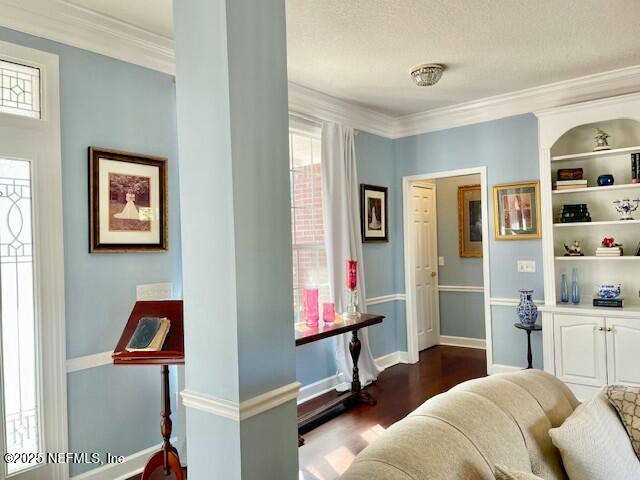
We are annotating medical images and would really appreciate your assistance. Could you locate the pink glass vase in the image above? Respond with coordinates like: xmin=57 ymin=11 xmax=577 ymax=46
xmin=346 ymin=260 xmax=358 ymax=290
xmin=303 ymin=288 xmax=319 ymax=327
xmin=323 ymin=302 xmax=335 ymax=324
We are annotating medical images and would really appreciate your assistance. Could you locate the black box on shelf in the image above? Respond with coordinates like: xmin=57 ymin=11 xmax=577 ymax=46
xmin=593 ymin=297 xmax=624 ymax=308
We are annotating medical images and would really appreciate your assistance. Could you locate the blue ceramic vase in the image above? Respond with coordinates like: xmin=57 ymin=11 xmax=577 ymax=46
xmin=516 ymin=289 xmax=538 ymax=326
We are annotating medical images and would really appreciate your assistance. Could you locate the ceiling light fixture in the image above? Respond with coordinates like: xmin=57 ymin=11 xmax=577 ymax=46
xmin=410 ymin=63 xmax=444 ymax=87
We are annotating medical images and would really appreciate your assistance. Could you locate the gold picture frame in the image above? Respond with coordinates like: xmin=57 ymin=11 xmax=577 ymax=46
xmin=458 ymin=184 xmax=482 ymax=257
xmin=493 ymin=181 xmax=541 ymax=240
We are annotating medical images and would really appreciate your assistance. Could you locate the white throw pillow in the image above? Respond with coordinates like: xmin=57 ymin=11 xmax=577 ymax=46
xmin=549 ymin=390 xmax=640 ymax=480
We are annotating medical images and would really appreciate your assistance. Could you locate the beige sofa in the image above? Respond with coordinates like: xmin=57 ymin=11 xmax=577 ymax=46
xmin=342 ymin=370 xmax=579 ymax=479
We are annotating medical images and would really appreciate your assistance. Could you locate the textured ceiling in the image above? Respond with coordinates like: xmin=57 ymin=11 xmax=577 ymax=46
xmin=67 ymin=0 xmax=640 ymax=116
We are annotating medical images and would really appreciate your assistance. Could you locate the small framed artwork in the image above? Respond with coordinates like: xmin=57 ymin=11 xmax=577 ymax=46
xmin=360 ymin=184 xmax=388 ymax=242
xmin=89 ymin=147 xmax=168 ymax=252
xmin=458 ymin=184 xmax=482 ymax=257
xmin=493 ymin=181 xmax=541 ymax=240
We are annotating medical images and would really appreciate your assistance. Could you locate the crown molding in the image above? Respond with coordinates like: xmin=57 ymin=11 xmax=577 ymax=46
xmin=288 ymin=82 xmax=396 ymax=138
xmin=390 ymin=65 xmax=640 ymax=138
xmin=0 ymin=0 xmax=175 ymax=74
xmin=2 ymin=1 xmax=640 ymax=138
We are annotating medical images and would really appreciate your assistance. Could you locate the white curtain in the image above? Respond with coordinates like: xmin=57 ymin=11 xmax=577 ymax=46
xmin=321 ymin=121 xmax=381 ymax=390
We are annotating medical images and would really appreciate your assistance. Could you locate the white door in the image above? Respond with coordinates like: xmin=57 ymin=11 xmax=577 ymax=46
xmin=605 ymin=317 xmax=640 ymax=387
xmin=410 ymin=183 xmax=439 ymax=351
xmin=0 ymin=44 xmax=66 ymax=480
xmin=554 ymin=314 xmax=607 ymax=387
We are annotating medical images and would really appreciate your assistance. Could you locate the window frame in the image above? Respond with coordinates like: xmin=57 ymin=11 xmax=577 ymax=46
xmin=288 ymin=120 xmax=329 ymax=323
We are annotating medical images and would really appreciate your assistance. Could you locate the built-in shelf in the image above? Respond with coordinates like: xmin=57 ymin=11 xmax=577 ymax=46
xmin=552 ymin=145 xmax=640 ymax=162
xmin=555 ymin=256 xmax=640 ymax=261
xmin=554 ymin=219 xmax=640 ymax=228
xmin=540 ymin=303 xmax=640 ymax=318
xmin=552 ymin=183 xmax=640 ymax=194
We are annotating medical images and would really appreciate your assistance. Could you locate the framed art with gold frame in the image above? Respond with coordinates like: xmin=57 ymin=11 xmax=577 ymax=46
xmin=493 ymin=181 xmax=541 ymax=240
xmin=458 ymin=184 xmax=482 ymax=257
xmin=89 ymin=147 xmax=168 ymax=252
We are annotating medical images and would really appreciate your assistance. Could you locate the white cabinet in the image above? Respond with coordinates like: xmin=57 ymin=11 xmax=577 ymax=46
xmin=554 ymin=314 xmax=607 ymax=387
xmin=606 ymin=317 xmax=640 ymax=387
xmin=553 ymin=313 xmax=640 ymax=394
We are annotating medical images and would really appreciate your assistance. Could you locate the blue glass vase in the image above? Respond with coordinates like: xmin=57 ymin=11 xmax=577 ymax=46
xmin=560 ymin=274 xmax=569 ymax=303
xmin=571 ymin=268 xmax=580 ymax=305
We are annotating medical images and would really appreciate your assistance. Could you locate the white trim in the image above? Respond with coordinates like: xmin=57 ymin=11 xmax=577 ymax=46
xmin=3 ymin=3 xmax=640 ymax=138
xmin=489 ymin=297 xmax=519 ymax=306
xmin=488 ymin=364 xmax=522 ymax=375
xmin=288 ymin=82 xmax=395 ymax=138
xmin=181 ymin=390 xmax=240 ymax=421
xmin=181 ymin=382 xmax=301 ymax=422
xmin=439 ymin=336 xmax=486 ymax=349
xmin=70 ymin=438 xmax=177 ymax=480
xmin=66 ymin=351 xmax=112 ymax=373
xmin=365 ymin=294 xmax=406 ymax=306
xmin=0 ymin=39 xmax=67 ymax=480
xmin=438 ymin=285 xmax=484 ymax=293
xmin=403 ymin=167 xmax=493 ymax=372
xmin=0 ymin=0 xmax=175 ymax=74
xmin=297 ymin=351 xmax=409 ymax=404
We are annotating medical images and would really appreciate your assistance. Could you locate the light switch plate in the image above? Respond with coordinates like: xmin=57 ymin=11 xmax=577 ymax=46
xmin=136 ymin=282 xmax=173 ymax=301
xmin=517 ymin=260 xmax=536 ymax=273
xmin=438 ymin=256 xmax=445 ymax=266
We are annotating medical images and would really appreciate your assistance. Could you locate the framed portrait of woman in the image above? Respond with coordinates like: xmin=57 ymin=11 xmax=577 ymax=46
xmin=89 ymin=147 xmax=168 ymax=252
xmin=360 ymin=184 xmax=389 ymax=242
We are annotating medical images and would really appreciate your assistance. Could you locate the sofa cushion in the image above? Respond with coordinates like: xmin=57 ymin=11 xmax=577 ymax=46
xmin=606 ymin=384 xmax=640 ymax=458
xmin=494 ymin=464 xmax=543 ymax=480
xmin=452 ymin=373 xmax=568 ymax=479
xmin=549 ymin=390 xmax=640 ymax=480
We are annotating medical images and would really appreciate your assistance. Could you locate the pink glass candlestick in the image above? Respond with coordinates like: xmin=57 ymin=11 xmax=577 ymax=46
xmin=303 ymin=287 xmax=319 ymax=327
xmin=323 ymin=302 xmax=335 ymax=324
xmin=346 ymin=260 xmax=358 ymax=290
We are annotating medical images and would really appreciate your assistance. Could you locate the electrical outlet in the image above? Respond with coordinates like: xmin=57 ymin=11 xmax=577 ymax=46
xmin=136 ymin=283 xmax=173 ymax=301
xmin=438 ymin=256 xmax=445 ymax=266
xmin=517 ymin=261 xmax=536 ymax=273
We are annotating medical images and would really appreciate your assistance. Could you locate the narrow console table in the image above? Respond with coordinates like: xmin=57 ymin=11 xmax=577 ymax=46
xmin=295 ymin=313 xmax=384 ymax=446
xmin=514 ymin=322 xmax=542 ymax=369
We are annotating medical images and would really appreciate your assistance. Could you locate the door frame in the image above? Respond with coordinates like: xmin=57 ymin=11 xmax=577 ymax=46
xmin=403 ymin=166 xmax=492 ymax=371
xmin=0 ymin=40 xmax=67 ymax=480
xmin=406 ymin=181 xmax=441 ymax=351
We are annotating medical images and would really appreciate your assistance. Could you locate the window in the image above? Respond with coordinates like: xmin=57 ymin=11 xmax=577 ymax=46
xmin=289 ymin=123 xmax=329 ymax=322
xmin=0 ymin=59 xmax=41 ymax=119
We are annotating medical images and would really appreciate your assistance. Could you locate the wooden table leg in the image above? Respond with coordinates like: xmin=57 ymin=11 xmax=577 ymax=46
xmin=526 ymin=330 xmax=533 ymax=369
xmin=349 ymin=329 xmax=376 ymax=406
xmin=142 ymin=365 xmax=183 ymax=480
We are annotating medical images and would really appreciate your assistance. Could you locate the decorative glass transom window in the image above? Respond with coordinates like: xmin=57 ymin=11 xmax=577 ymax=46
xmin=289 ymin=123 xmax=330 ymax=322
xmin=0 ymin=59 xmax=41 ymax=119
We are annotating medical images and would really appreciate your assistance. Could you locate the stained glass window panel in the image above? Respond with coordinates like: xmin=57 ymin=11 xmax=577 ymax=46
xmin=0 ymin=158 xmax=40 ymax=475
xmin=0 ymin=60 xmax=41 ymax=119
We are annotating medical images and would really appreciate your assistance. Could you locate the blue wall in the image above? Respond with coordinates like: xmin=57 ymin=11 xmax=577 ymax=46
xmin=0 ymin=28 xmax=182 ymax=476
xmin=393 ymin=114 xmax=544 ymax=368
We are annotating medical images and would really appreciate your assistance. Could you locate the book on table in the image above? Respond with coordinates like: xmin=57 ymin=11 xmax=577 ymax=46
xmin=126 ymin=317 xmax=171 ymax=352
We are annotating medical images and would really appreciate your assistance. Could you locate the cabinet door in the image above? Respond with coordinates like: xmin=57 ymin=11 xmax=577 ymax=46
xmin=606 ymin=317 xmax=640 ymax=387
xmin=554 ymin=314 xmax=607 ymax=387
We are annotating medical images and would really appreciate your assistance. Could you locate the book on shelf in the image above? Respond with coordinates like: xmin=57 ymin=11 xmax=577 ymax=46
xmin=126 ymin=317 xmax=171 ymax=352
xmin=593 ymin=297 xmax=624 ymax=308
xmin=556 ymin=179 xmax=588 ymax=186
xmin=595 ymin=247 xmax=622 ymax=256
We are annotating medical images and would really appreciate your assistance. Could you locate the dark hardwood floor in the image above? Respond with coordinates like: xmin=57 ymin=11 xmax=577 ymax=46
xmin=128 ymin=346 xmax=486 ymax=480
xmin=298 ymin=345 xmax=487 ymax=480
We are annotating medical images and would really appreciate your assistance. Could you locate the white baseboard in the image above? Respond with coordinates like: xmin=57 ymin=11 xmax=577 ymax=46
xmin=297 ymin=350 xmax=410 ymax=404
xmin=439 ymin=336 xmax=486 ymax=349
xmin=70 ymin=438 xmax=176 ymax=480
xmin=488 ymin=363 xmax=522 ymax=375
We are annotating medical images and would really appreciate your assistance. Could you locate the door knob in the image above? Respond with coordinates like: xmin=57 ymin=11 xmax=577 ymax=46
xmin=597 ymin=326 xmax=604 ymax=331
xmin=606 ymin=327 xmax=613 ymax=332
xmin=431 ymin=271 xmax=437 ymax=277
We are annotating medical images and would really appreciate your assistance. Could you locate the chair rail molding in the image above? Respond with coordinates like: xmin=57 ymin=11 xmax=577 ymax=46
xmin=2 ymin=1 xmax=640 ymax=138
xmin=365 ymin=293 xmax=406 ymax=306
xmin=181 ymin=381 xmax=301 ymax=422
xmin=66 ymin=351 xmax=113 ymax=373
xmin=438 ymin=285 xmax=484 ymax=293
